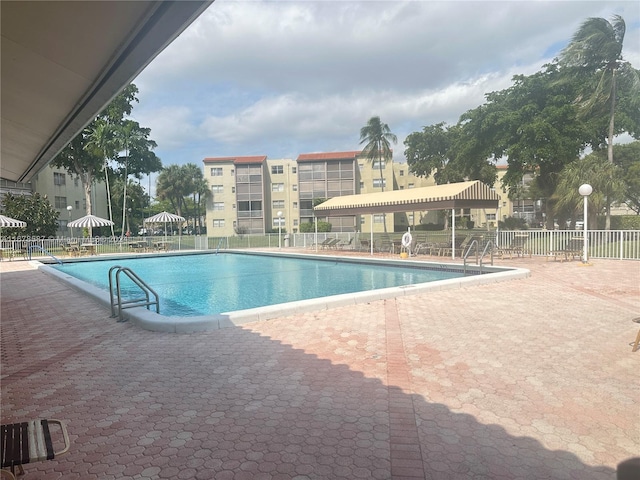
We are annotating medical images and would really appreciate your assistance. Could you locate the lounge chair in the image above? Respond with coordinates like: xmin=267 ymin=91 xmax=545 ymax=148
xmin=1 ymin=419 xmax=70 ymax=479
xmin=547 ymin=237 xmax=583 ymax=262
xmin=497 ymin=234 xmax=529 ymax=259
xmin=322 ymin=238 xmax=340 ymax=249
xmin=337 ymin=238 xmax=354 ymax=250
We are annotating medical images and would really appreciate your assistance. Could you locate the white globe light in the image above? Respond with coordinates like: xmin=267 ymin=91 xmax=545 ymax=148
xmin=579 ymin=184 xmax=593 ymax=196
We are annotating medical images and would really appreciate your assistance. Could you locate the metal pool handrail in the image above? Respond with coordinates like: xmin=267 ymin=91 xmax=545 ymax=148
xmin=108 ymin=265 xmax=159 ymax=322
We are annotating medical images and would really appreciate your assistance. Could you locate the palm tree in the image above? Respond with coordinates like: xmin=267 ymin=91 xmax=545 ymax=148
xmin=559 ymin=15 xmax=640 ymax=229
xmin=360 ymin=116 xmax=397 ymax=232
xmin=115 ymin=121 xmax=143 ymax=239
xmin=554 ymin=153 xmax=625 ymax=229
xmin=86 ymin=121 xmax=116 ymax=237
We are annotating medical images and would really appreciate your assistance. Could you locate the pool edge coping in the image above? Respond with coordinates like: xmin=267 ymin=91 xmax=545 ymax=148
xmin=33 ymin=250 xmax=530 ymax=333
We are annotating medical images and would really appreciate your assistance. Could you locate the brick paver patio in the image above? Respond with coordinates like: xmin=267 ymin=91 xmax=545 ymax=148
xmin=1 ymin=253 xmax=638 ymax=479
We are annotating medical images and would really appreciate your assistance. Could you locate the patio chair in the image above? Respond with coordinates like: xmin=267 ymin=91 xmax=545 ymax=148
xmin=322 ymin=238 xmax=340 ymax=249
xmin=497 ymin=234 xmax=529 ymax=259
xmin=547 ymin=237 xmax=583 ymax=262
xmin=1 ymin=419 xmax=70 ymax=480
xmin=440 ymin=235 xmax=470 ymax=257
xmin=337 ymin=238 xmax=354 ymax=250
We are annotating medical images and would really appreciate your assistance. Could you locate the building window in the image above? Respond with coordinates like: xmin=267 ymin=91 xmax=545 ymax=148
xmin=399 ymin=170 xmax=404 ymax=176
xmin=273 ymin=216 xmax=285 ymax=227
xmin=54 ymin=196 xmax=67 ymax=209
xmin=271 ymin=165 xmax=284 ymax=174
xmin=372 ymin=161 xmax=385 ymax=170
xmin=400 ymin=186 xmax=405 ymax=190
xmin=358 ymin=163 xmax=364 ymax=170
xmin=211 ymin=167 xmax=223 ymax=176
xmin=486 ymin=213 xmax=496 ymax=220
xmin=213 ymin=219 xmax=225 ymax=227
xmin=373 ymin=178 xmax=386 ymax=188
xmin=292 ymin=184 xmax=298 ymax=192
xmin=360 ymin=181 xmax=365 ymax=189
xmin=293 ymin=202 xmax=298 ymax=209
xmin=75 ymin=201 xmax=80 ymax=209
xmin=54 ymin=172 xmax=66 ymax=185
xmin=74 ymin=177 xmax=79 ymax=187
xmin=408 ymin=214 xmax=414 ymax=223
xmin=292 ymin=167 xmax=297 ymax=174
xmin=272 ymin=200 xmax=285 ymax=209
xmin=231 ymin=169 xmax=234 ymax=176
xmin=373 ymin=214 xmax=385 ymax=223
xmin=272 ymin=183 xmax=284 ymax=192
xmin=293 ymin=219 xmax=299 ymax=226
xmin=213 ymin=202 xmax=224 ymax=211
xmin=232 ymin=186 xmax=236 ymax=193
xmin=211 ymin=185 xmax=223 ymax=193
xmin=408 ymin=183 xmax=414 ymax=189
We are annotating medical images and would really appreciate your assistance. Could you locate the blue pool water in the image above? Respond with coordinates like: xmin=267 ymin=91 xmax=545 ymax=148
xmin=53 ymin=253 xmax=464 ymax=316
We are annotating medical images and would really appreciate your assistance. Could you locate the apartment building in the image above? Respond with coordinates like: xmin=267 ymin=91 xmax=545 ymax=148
xmin=28 ymin=166 xmax=109 ymax=236
xmin=203 ymin=152 xmax=517 ymax=237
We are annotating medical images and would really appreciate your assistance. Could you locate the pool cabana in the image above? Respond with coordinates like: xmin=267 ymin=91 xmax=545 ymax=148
xmin=314 ymin=180 xmax=500 ymax=258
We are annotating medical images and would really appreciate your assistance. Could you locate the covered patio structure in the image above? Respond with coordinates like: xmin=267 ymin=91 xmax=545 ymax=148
xmin=314 ymin=180 xmax=500 ymax=258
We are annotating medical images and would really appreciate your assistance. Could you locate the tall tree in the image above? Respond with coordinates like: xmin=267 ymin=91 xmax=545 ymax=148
xmin=558 ymin=15 xmax=640 ymax=228
xmin=455 ymin=64 xmax=592 ymax=228
xmin=359 ymin=116 xmax=397 ymax=232
xmin=182 ymin=163 xmax=210 ymax=234
xmin=614 ymin=141 xmax=640 ymax=214
xmin=156 ymin=165 xmax=190 ymax=218
xmin=360 ymin=116 xmax=397 ymax=192
xmin=2 ymin=192 xmax=59 ymax=238
xmin=85 ymin=120 xmax=117 ymax=237
xmin=404 ymin=122 xmax=496 ymax=186
xmin=52 ymin=84 xmax=162 ymax=237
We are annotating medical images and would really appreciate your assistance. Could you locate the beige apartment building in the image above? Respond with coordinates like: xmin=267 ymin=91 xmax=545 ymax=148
xmin=203 ymin=152 xmax=517 ymax=237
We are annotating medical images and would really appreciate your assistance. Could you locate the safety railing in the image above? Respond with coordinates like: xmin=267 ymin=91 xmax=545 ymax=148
xmin=108 ymin=265 xmax=159 ymax=322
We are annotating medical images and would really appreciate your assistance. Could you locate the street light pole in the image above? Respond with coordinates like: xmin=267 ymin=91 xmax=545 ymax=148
xmin=578 ymin=184 xmax=592 ymax=264
xmin=277 ymin=211 xmax=283 ymax=249
xmin=67 ymin=205 xmax=73 ymax=238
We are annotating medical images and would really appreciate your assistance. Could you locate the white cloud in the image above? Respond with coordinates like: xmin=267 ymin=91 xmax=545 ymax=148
xmin=133 ymin=0 xmax=640 ymax=166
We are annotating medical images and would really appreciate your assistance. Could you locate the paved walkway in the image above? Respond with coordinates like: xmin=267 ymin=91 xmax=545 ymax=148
xmin=1 ymin=253 xmax=638 ymax=479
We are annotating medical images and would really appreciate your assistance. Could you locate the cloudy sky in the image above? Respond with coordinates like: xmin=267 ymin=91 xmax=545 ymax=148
xmin=131 ymin=0 xmax=640 ymax=173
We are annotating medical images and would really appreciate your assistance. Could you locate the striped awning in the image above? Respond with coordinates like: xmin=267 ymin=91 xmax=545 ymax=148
xmin=314 ymin=180 xmax=500 ymax=216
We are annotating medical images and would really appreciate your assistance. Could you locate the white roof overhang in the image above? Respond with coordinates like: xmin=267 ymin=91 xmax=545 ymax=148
xmin=1 ymin=0 xmax=213 ymax=183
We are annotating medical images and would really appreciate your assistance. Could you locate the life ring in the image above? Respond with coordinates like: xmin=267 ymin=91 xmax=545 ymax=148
xmin=401 ymin=232 xmax=412 ymax=248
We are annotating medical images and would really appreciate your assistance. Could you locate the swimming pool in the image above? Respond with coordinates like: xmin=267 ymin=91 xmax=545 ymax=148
xmin=40 ymin=251 xmax=528 ymax=332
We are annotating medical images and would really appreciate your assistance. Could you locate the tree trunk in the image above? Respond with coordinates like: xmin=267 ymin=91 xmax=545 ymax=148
xmin=605 ymin=68 xmax=617 ymax=230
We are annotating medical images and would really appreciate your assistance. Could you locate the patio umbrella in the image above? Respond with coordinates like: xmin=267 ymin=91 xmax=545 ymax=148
xmin=0 ymin=214 xmax=27 ymax=228
xmin=68 ymin=214 xmax=114 ymax=238
xmin=144 ymin=211 xmax=185 ymax=240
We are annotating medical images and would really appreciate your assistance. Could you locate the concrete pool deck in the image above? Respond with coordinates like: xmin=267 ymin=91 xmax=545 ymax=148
xmin=1 ymin=251 xmax=639 ymax=479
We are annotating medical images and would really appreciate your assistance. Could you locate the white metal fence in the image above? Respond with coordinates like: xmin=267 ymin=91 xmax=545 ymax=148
xmin=2 ymin=230 xmax=639 ymax=261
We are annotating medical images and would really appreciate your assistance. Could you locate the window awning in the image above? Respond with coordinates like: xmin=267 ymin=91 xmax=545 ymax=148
xmin=314 ymin=180 xmax=500 ymax=216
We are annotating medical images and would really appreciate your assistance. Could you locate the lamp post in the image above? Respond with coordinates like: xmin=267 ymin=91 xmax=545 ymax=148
xmin=277 ymin=211 xmax=283 ymax=249
xmin=67 ymin=205 xmax=73 ymax=238
xmin=578 ymin=184 xmax=592 ymax=264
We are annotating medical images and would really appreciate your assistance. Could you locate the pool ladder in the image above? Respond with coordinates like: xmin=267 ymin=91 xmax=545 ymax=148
xmin=108 ymin=265 xmax=159 ymax=322
xmin=463 ymin=240 xmax=495 ymax=275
